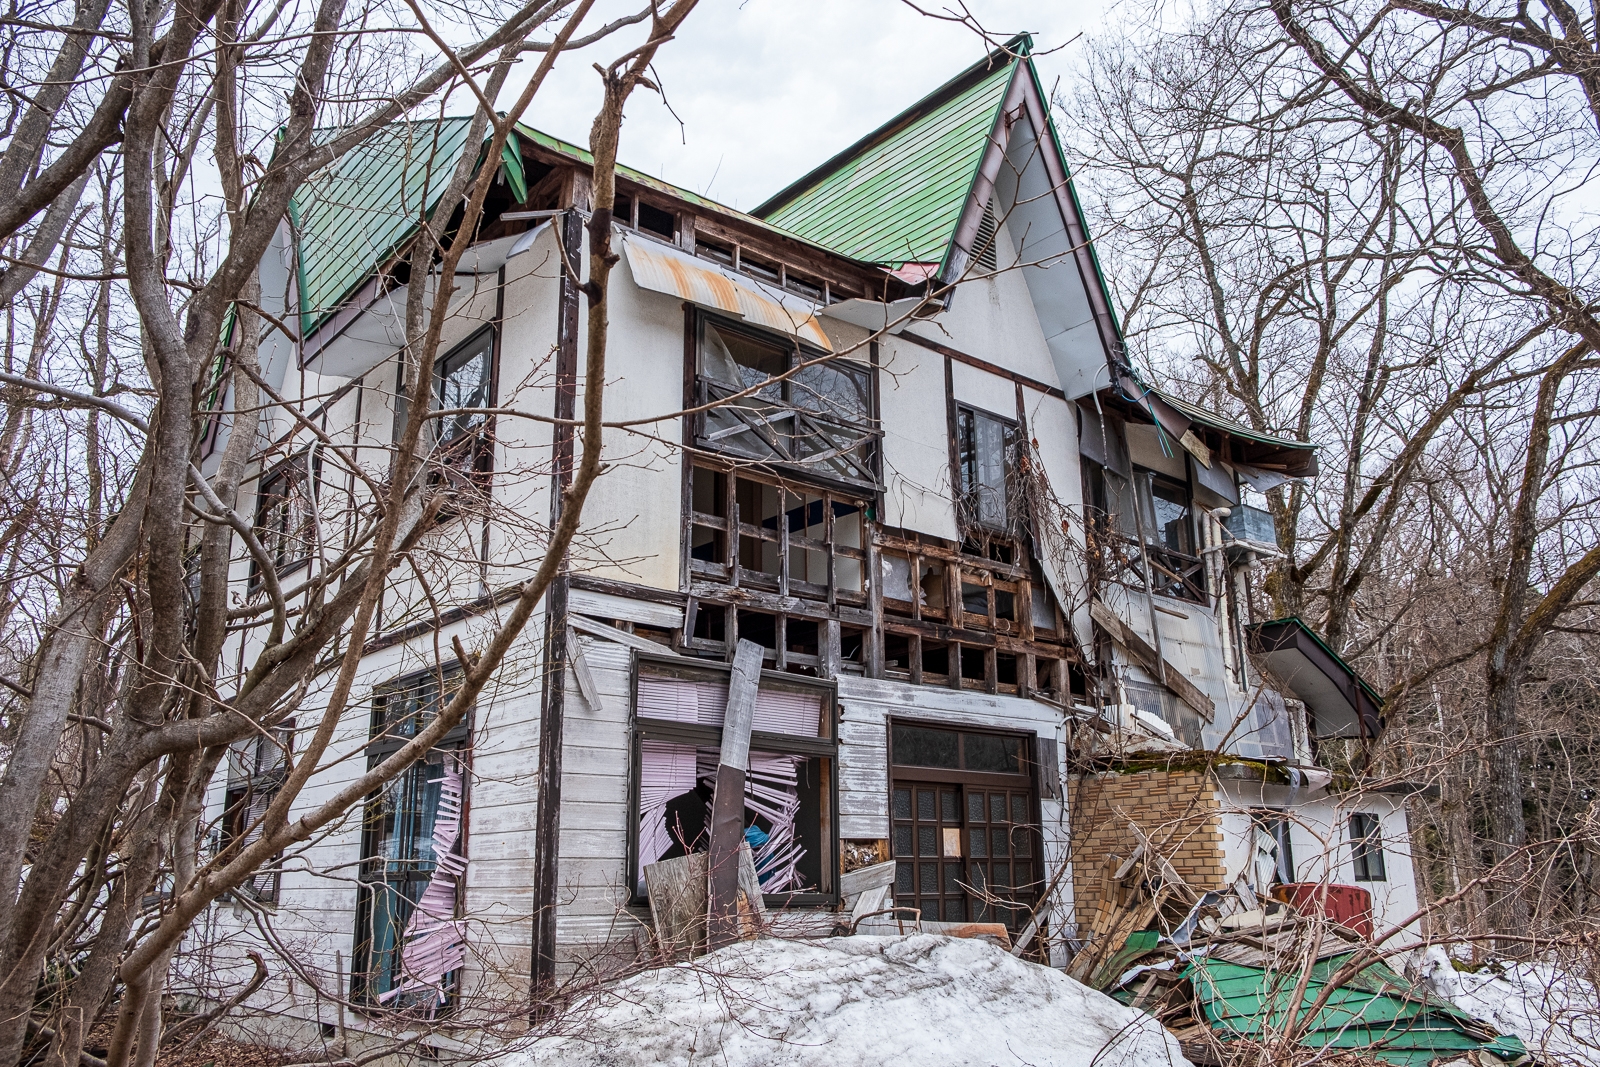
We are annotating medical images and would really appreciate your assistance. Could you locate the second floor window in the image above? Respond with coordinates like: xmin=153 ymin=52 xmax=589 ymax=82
xmin=434 ymin=328 xmax=493 ymax=483
xmin=956 ymin=405 xmax=1017 ymax=534
xmin=254 ymin=452 xmax=317 ymax=581
xmin=695 ymin=315 xmax=877 ymax=492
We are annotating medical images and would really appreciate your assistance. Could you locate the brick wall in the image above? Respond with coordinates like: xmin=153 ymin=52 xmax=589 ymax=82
xmin=1067 ymin=768 xmax=1226 ymax=928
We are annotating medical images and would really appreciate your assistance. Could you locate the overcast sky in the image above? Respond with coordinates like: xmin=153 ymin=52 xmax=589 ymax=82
xmin=507 ymin=0 xmax=1126 ymax=213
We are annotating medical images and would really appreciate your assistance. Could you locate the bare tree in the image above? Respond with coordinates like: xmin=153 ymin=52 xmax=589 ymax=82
xmin=0 ymin=0 xmax=702 ymax=1062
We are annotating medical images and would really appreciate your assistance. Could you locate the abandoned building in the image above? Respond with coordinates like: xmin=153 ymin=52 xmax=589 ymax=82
xmin=193 ymin=36 xmax=1426 ymax=1032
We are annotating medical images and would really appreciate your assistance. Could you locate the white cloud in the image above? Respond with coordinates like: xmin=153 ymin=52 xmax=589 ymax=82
xmin=504 ymin=0 xmax=1119 ymax=212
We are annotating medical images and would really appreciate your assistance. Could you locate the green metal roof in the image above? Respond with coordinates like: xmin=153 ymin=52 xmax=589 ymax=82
xmin=288 ymin=118 xmax=477 ymax=336
xmin=1182 ymin=956 xmax=1528 ymax=1065
xmin=752 ymin=50 xmax=1021 ymax=268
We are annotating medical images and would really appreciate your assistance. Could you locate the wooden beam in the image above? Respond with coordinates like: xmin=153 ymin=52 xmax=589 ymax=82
xmin=1088 ymin=598 xmax=1215 ymax=722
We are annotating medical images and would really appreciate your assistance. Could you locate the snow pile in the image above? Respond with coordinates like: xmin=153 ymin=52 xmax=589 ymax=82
xmin=511 ymin=934 xmax=1192 ymax=1067
xmin=1413 ymin=946 xmax=1600 ymax=1067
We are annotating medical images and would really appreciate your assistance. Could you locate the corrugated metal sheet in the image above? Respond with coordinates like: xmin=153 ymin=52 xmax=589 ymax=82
xmin=289 ymin=118 xmax=476 ymax=337
xmin=1185 ymin=956 xmax=1528 ymax=1065
xmin=758 ymin=62 xmax=1016 ymax=268
xmin=622 ymin=237 xmax=833 ymax=350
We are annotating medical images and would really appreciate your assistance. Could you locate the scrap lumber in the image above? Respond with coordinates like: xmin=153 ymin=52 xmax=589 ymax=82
xmin=706 ymin=639 xmax=763 ymax=948
xmin=644 ymin=852 xmax=708 ymax=958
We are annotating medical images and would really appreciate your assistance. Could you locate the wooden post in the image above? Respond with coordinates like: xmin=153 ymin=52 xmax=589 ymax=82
xmin=530 ymin=207 xmax=583 ymax=1005
xmin=706 ymin=639 xmax=763 ymax=948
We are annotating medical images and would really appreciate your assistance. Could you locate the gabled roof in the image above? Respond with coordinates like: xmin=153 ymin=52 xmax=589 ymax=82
xmin=288 ymin=118 xmax=476 ymax=337
xmin=752 ymin=41 xmax=1024 ymax=270
xmin=286 ymin=118 xmax=887 ymax=342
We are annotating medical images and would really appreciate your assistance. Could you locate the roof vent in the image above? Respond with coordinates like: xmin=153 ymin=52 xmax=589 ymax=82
xmin=973 ymin=203 xmax=998 ymax=272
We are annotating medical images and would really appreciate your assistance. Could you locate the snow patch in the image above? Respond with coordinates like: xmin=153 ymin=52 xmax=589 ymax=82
xmin=509 ymin=935 xmax=1192 ymax=1067
xmin=1412 ymin=945 xmax=1600 ymax=1067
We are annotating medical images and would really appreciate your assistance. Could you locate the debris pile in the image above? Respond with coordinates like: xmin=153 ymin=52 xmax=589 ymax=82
xmin=1065 ymin=847 xmax=1530 ymax=1066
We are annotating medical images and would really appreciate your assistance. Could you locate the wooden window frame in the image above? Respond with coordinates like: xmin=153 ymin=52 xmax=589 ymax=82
xmin=252 ymin=448 xmax=319 ymax=589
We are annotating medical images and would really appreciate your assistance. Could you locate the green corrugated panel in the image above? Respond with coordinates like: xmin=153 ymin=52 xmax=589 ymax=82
xmin=759 ymin=62 xmax=1016 ymax=267
xmin=1184 ymin=957 xmax=1528 ymax=1065
xmin=289 ymin=118 xmax=475 ymax=335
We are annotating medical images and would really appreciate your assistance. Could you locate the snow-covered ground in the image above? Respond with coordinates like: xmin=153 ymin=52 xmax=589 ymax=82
xmin=506 ymin=935 xmax=1192 ymax=1067
xmin=1412 ymin=946 xmax=1600 ymax=1067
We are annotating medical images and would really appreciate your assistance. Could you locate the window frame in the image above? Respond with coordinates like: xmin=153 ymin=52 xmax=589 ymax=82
xmin=431 ymin=325 xmax=497 ymax=487
xmin=954 ymin=403 xmax=1019 ymax=536
xmin=1250 ymin=809 xmax=1297 ymax=885
xmin=220 ymin=722 xmax=294 ymax=904
xmin=1349 ymin=812 xmax=1387 ymax=882
xmin=691 ymin=310 xmax=880 ymax=495
xmin=252 ymin=449 xmax=319 ymax=588
xmin=352 ymin=664 xmax=472 ymax=1010
xmin=626 ymin=653 xmax=839 ymax=909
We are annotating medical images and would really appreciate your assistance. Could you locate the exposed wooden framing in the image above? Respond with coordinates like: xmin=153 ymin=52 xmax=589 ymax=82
xmin=1089 ymin=598 xmax=1214 ymax=721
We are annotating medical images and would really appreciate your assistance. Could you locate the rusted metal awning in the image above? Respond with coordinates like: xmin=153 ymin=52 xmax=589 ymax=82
xmin=622 ymin=237 xmax=833 ymax=352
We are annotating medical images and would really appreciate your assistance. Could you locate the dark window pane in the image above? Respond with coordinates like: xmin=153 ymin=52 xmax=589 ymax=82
xmin=966 ymin=733 xmax=1021 ymax=774
xmin=967 ymin=792 xmax=986 ymax=823
xmin=989 ymin=793 xmax=1008 ymax=823
xmin=971 ymin=898 xmax=988 ymax=922
xmin=918 ymin=826 xmax=937 ymax=856
xmin=969 ymin=828 xmax=987 ymax=858
xmin=896 ymin=861 xmax=913 ymax=895
xmin=892 ymin=788 xmax=911 ymax=819
xmin=943 ymin=898 xmax=967 ymax=922
xmin=940 ymin=790 xmax=958 ymax=822
xmin=1015 ymin=830 xmax=1032 ymax=858
xmin=1011 ymin=794 xmax=1028 ymax=824
xmin=919 ymin=861 xmax=938 ymax=894
xmin=894 ymin=724 xmax=959 ymax=769
xmin=991 ymin=828 xmax=1010 ymax=858
xmin=943 ymin=863 xmax=962 ymax=894
xmin=917 ymin=789 xmax=935 ymax=821
xmin=792 ymin=360 xmax=869 ymax=423
xmin=1150 ymin=477 xmax=1193 ymax=555
xmin=893 ymin=825 xmax=912 ymax=857
xmin=436 ymin=331 xmax=493 ymax=446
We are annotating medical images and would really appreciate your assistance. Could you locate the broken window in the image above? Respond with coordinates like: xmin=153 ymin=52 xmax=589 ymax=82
xmin=253 ymin=451 xmax=317 ymax=584
xmin=221 ymin=723 xmax=293 ymax=903
xmin=1250 ymin=810 xmax=1296 ymax=891
xmin=956 ymin=405 xmax=1018 ymax=534
xmin=1124 ymin=680 xmax=1204 ymax=748
xmin=1350 ymin=813 xmax=1387 ymax=882
xmin=355 ymin=667 xmax=471 ymax=1010
xmin=695 ymin=314 xmax=878 ymax=491
xmin=632 ymin=663 xmax=836 ymax=903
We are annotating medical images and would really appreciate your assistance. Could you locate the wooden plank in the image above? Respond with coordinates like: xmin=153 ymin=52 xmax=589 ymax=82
xmin=569 ymin=613 xmax=682 ymax=657
xmin=706 ymin=640 xmax=762 ymax=947
xmin=644 ymin=852 xmax=707 ymax=958
xmin=569 ymin=587 xmax=684 ymax=629
xmin=566 ymin=627 xmax=601 ymax=712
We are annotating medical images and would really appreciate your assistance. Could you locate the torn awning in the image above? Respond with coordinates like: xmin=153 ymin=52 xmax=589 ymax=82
xmin=1246 ymin=617 xmax=1383 ymax=741
xmin=622 ymin=237 xmax=833 ymax=352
